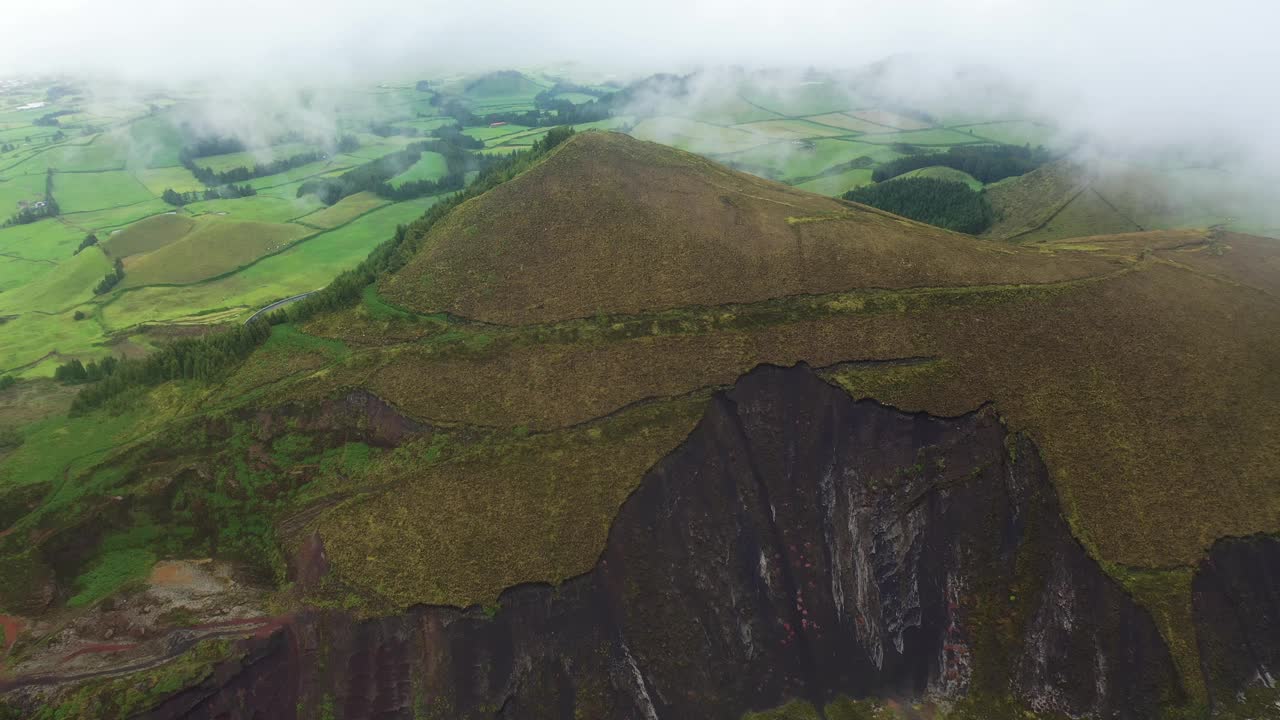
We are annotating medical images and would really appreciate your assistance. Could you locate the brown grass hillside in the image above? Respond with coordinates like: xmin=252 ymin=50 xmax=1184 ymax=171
xmin=381 ymin=132 xmax=1118 ymax=324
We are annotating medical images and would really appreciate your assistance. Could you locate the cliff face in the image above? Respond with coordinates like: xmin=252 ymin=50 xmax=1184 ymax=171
xmin=145 ymin=364 xmax=1200 ymax=719
xmin=1193 ymin=536 xmax=1280 ymax=713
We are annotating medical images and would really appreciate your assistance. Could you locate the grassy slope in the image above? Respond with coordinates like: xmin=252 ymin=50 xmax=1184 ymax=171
xmin=382 ymin=132 xmax=1117 ymax=325
xmin=295 ymin=191 xmax=387 ymax=229
xmin=981 ymin=160 xmax=1087 ymax=241
xmin=101 ymin=196 xmax=440 ymax=329
xmin=104 ymin=213 xmax=194 ymax=257
xmin=900 ymin=165 xmax=984 ymax=191
xmin=1 ymin=123 xmax=1277 ymax=711
xmin=121 ymin=218 xmax=311 ymax=287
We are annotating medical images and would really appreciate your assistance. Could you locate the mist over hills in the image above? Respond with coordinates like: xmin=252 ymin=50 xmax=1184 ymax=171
xmin=0 ymin=2 xmax=1278 ymax=716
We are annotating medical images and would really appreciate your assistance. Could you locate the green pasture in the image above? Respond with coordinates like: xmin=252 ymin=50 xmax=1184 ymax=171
xmin=795 ymin=168 xmax=875 ymax=196
xmin=956 ymin=120 xmax=1058 ymax=147
xmin=132 ymin=166 xmax=203 ymax=195
xmin=848 ymin=109 xmax=933 ymax=131
xmin=855 ymin=128 xmax=985 ymax=146
xmin=247 ymin=159 xmax=353 ymax=191
xmin=0 ymin=309 xmax=104 ymax=374
xmin=53 ymin=171 xmax=155 ymax=213
xmin=900 ymin=165 xmax=985 ymax=191
xmin=121 ymin=218 xmax=311 ymax=288
xmin=103 ymin=213 xmax=194 ymax=257
xmin=125 ymin=114 xmax=186 ymax=168
xmin=630 ymin=117 xmax=770 ymax=155
xmin=722 ymin=138 xmax=902 ymax=182
xmin=5 ymin=135 xmax=130 ymax=174
xmin=464 ymin=124 xmax=532 ymax=143
xmin=296 ymin=192 xmax=388 ymax=229
xmin=387 ymin=152 xmax=448 ymax=188
xmin=0 ymin=245 xmax=110 ymax=315
xmin=0 ymin=255 xmax=54 ymax=293
xmin=185 ymin=194 xmax=323 ymax=223
xmin=678 ymin=93 xmax=780 ymax=125
xmin=193 ymin=142 xmax=319 ymax=173
xmin=803 ymin=113 xmax=892 ymax=134
xmin=60 ymin=199 xmax=173 ymax=233
xmin=734 ymin=119 xmax=849 ymax=140
xmin=0 ymin=172 xmax=50 ymax=214
xmin=101 ymin=195 xmax=440 ymax=330
xmin=739 ymin=81 xmax=862 ymax=116
xmin=0 ymin=219 xmax=86 ymax=262
xmin=552 ymin=92 xmax=597 ymax=104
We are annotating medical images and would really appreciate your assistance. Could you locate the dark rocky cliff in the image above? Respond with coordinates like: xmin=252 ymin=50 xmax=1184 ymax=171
xmin=143 ymin=364 xmax=1208 ymax=719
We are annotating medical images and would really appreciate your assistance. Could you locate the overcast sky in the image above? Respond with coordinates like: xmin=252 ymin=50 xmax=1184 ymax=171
xmin=2 ymin=0 xmax=1277 ymax=181
xmin=1 ymin=0 xmax=1274 ymax=81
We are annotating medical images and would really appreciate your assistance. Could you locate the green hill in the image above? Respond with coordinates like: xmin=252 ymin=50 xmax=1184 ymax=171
xmin=463 ymin=70 xmax=545 ymax=99
xmin=0 ymin=129 xmax=1277 ymax=717
xmin=381 ymin=132 xmax=1115 ymax=324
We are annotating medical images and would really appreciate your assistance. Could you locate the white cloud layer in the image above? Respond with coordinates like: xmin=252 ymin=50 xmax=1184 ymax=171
xmin=2 ymin=0 xmax=1277 ymax=225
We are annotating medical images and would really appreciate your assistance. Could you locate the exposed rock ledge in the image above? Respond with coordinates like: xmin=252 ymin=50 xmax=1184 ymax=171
xmin=20 ymin=364 xmax=1277 ymax=718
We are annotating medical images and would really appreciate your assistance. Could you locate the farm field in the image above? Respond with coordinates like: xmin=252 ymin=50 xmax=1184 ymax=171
xmin=185 ymin=194 xmax=323 ymax=223
xmin=900 ymin=165 xmax=985 ymax=190
xmin=54 ymin=170 xmax=155 ymax=213
xmin=0 ymin=308 xmax=105 ymax=373
xmin=677 ymin=93 xmax=780 ymax=124
xmin=131 ymin=166 xmax=204 ymax=194
xmin=100 ymin=194 xmax=440 ymax=330
xmin=0 ymin=253 xmax=55 ymax=293
xmin=794 ymin=167 xmax=875 ymax=196
xmin=956 ymin=120 xmax=1059 ymax=147
xmin=121 ymin=218 xmax=312 ymax=287
xmin=0 ymin=245 xmax=111 ymax=315
xmin=848 ymin=109 xmax=932 ymax=130
xmin=722 ymin=138 xmax=901 ymax=182
xmin=193 ymin=142 xmax=320 ymax=173
xmin=4 ymin=135 xmax=130 ymax=174
xmin=732 ymin=119 xmax=849 ymax=139
xmin=296 ymin=191 xmax=388 ymax=228
xmin=739 ymin=80 xmax=862 ymax=116
xmin=0 ymin=172 xmax=49 ymax=214
xmin=855 ymin=128 xmax=986 ymax=146
xmin=464 ymin=124 xmax=534 ymax=143
xmin=388 ymin=151 xmax=448 ymax=187
xmin=60 ymin=199 xmax=173 ymax=233
xmin=0 ymin=215 xmax=85 ymax=262
xmin=803 ymin=113 xmax=897 ymax=134
xmin=103 ymin=212 xmax=193 ymax=256
xmin=630 ymin=117 xmax=769 ymax=154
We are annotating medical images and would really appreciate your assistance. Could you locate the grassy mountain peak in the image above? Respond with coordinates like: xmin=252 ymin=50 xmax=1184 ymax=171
xmin=380 ymin=131 xmax=1117 ymax=324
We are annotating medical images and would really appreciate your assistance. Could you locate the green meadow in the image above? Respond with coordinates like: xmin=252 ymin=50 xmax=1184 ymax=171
xmin=54 ymin=171 xmax=155 ymax=213
xmin=121 ymin=218 xmax=312 ymax=287
xmin=100 ymin=195 xmax=441 ymax=330
xmin=387 ymin=152 xmax=448 ymax=187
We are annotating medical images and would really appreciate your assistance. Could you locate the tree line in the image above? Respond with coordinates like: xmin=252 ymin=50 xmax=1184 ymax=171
xmin=94 ymin=257 xmax=126 ymax=294
xmin=2 ymin=169 xmax=59 ymax=227
xmin=295 ymin=132 xmax=484 ymax=206
xmin=60 ymin=320 xmax=273 ymax=414
xmin=843 ymin=177 xmax=995 ymax=234
xmin=161 ymin=184 xmax=257 ymax=207
xmin=182 ymin=150 xmax=324 ymax=186
xmin=872 ymin=143 xmax=1051 ymax=184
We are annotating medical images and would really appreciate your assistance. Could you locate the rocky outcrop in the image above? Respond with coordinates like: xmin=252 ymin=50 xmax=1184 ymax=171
xmin=138 ymin=364 xmax=1190 ymax=719
xmin=1193 ymin=535 xmax=1280 ymax=712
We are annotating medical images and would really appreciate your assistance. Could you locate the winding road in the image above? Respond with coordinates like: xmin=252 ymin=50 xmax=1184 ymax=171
xmin=243 ymin=290 xmax=320 ymax=325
